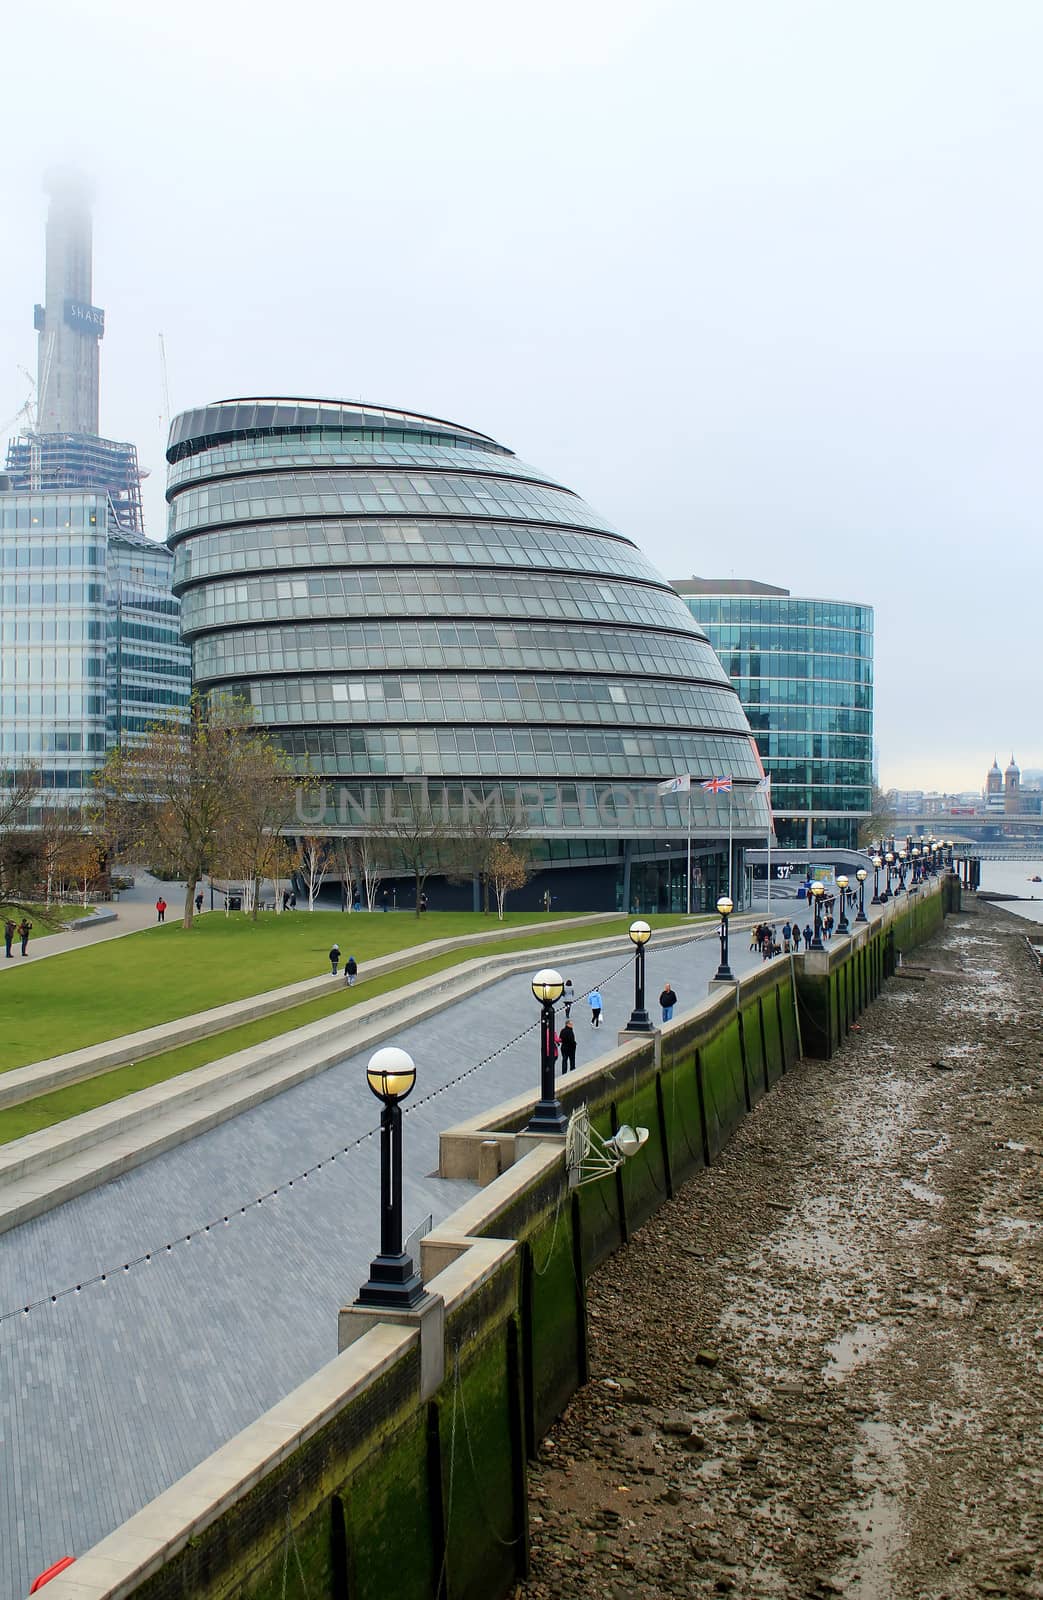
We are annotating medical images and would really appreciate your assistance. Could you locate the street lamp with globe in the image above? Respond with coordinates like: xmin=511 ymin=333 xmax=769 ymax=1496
xmin=714 ymin=896 xmax=734 ymax=981
xmin=626 ymin=920 xmax=653 ymax=1032
xmin=526 ymin=968 xmax=568 ymax=1135
xmin=355 ymin=1047 xmax=425 ymax=1311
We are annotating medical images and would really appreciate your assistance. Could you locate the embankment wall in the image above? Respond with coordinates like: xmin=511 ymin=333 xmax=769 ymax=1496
xmin=43 ymin=878 xmax=954 ymax=1600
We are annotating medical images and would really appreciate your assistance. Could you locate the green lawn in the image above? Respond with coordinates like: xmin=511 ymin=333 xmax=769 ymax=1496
xmin=0 ymin=908 xmax=670 ymax=1073
xmin=0 ymin=913 xmax=694 ymax=1144
xmin=1 ymin=903 xmax=94 ymax=940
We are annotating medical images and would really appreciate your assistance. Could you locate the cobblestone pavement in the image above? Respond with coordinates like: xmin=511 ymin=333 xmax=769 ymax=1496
xmin=513 ymin=900 xmax=1043 ymax=1600
xmin=0 ymin=919 xmax=761 ymax=1595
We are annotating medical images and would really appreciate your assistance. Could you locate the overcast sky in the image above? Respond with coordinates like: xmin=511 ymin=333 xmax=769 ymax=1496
xmin=1 ymin=0 xmax=1039 ymax=792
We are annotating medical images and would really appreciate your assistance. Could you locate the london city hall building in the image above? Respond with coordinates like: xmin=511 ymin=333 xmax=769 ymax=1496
xmin=166 ymin=398 xmax=772 ymax=910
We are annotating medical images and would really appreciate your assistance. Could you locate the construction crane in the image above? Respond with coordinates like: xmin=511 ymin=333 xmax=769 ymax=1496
xmin=158 ymin=332 xmax=172 ymax=433
xmin=1 ymin=381 xmax=36 ymax=442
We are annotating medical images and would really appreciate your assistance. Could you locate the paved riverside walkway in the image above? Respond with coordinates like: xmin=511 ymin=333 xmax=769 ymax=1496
xmin=0 ymin=926 xmax=764 ymax=1596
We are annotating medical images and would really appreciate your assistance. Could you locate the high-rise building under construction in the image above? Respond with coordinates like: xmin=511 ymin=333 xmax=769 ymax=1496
xmin=0 ymin=176 xmax=189 ymax=807
xmin=5 ymin=172 xmax=145 ymax=533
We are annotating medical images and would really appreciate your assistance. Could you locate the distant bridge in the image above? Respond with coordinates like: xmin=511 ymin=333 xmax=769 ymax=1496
xmin=895 ymin=813 xmax=1043 ymax=838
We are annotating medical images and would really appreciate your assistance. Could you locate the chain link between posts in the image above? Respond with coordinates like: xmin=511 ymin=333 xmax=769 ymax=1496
xmin=0 ymin=924 xmax=725 ymax=1333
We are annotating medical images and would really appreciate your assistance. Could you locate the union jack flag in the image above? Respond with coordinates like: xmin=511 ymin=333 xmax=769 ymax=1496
xmin=701 ymin=776 xmax=733 ymax=794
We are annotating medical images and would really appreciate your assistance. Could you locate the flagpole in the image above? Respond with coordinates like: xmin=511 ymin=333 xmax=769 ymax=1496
xmin=766 ymin=789 xmax=772 ymax=920
xmin=686 ymin=780 xmax=692 ymax=916
xmin=727 ymin=780 xmax=733 ymax=904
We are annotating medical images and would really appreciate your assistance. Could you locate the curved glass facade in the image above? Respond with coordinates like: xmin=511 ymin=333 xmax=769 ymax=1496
xmin=675 ymin=583 xmax=874 ymax=850
xmin=168 ymin=398 xmax=772 ymax=907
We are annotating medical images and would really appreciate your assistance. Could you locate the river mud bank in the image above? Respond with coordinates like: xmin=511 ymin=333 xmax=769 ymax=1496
xmin=513 ymin=897 xmax=1043 ymax=1600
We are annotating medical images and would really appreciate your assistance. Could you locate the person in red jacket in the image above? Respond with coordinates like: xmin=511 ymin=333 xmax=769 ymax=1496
xmin=155 ymin=897 xmax=167 ymax=923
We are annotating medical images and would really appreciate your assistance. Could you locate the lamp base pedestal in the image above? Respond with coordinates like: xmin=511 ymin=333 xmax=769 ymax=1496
xmin=356 ymin=1252 xmax=426 ymax=1311
xmin=526 ymin=1099 xmax=568 ymax=1135
xmin=624 ymin=1007 xmax=653 ymax=1032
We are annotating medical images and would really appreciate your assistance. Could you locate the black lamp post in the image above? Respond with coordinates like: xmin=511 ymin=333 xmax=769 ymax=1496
xmin=855 ymin=867 xmax=868 ymax=922
xmin=835 ymin=874 xmax=850 ymax=934
xmin=810 ymin=881 xmax=825 ymax=949
xmin=526 ymin=968 xmax=568 ymax=1134
xmin=871 ymin=854 xmax=883 ymax=905
xmin=882 ymin=851 xmax=895 ymax=901
xmin=897 ymin=849 xmax=908 ymax=892
xmin=626 ymin=919 xmax=653 ymax=1031
xmin=714 ymin=895 xmax=734 ymax=981
xmin=356 ymin=1047 xmax=425 ymax=1311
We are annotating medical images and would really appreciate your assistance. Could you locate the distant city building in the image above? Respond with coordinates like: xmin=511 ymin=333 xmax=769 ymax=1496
xmin=985 ymin=756 xmax=1003 ymax=809
xmin=1004 ymin=754 xmax=1021 ymax=815
xmin=167 ymin=397 xmax=772 ymax=911
xmin=672 ymin=578 xmax=874 ymax=850
xmin=0 ymin=489 xmax=188 ymax=804
xmin=0 ymin=176 xmax=189 ymax=808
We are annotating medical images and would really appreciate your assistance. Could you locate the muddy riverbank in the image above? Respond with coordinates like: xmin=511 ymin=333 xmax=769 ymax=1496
xmin=513 ymin=896 xmax=1043 ymax=1600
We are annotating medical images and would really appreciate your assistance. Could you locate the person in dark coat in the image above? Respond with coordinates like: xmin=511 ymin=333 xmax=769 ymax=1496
xmin=195 ymin=892 xmax=204 ymax=915
xmin=328 ymin=943 xmax=340 ymax=975
xmin=4 ymin=919 xmax=14 ymax=958
xmin=803 ymin=924 xmax=813 ymax=949
xmin=659 ymin=984 xmax=677 ymax=1022
xmin=344 ymin=954 xmax=358 ymax=987
xmin=559 ymin=1020 xmax=577 ymax=1073
xmin=18 ymin=917 xmax=32 ymax=957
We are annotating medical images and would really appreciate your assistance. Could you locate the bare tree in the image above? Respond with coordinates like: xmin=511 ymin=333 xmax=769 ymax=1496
xmin=444 ymin=806 xmax=521 ymax=913
xmin=213 ymin=736 xmax=298 ymax=920
xmin=858 ymin=785 xmax=897 ymax=849
xmin=346 ymin=834 xmax=388 ymax=912
xmin=378 ymin=796 xmax=448 ymax=916
xmin=94 ymin=696 xmax=263 ymax=929
xmin=37 ymin=805 xmax=85 ymax=906
xmin=299 ymin=835 xmax=332 ymax=912
xmin=487 ymin=840 xmax=532 ymax=921
xmin=0 ymin=763 xmax=44 ymax=917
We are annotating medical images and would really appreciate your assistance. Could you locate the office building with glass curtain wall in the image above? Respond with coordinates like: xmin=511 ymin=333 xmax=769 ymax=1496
xmin=673 ymin=579 xmax=874 ymax=850
xmin=167 ymin=397 xmax=773 ymax=910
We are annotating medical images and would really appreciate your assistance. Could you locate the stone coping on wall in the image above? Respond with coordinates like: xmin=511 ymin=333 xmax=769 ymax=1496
xmin=0 ymin=924 xmax=704 ymax=1236
xmin=30 ymin=886 xmax=950 ymax=1600
xmin=33 ymin=1321 xmax=419 ymax=1600
xmin=34 ymin=1153 xmax=563 ymax=1600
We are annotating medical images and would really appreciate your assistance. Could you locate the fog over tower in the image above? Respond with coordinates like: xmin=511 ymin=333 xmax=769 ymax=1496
xmin=34 ymin=169 xmax=103 ymax=434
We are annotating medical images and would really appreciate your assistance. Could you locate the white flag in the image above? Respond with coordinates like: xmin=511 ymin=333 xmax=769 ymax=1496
xmin=657 ymin=774 xmax=691 ymax=795
xmin=757 ymin=775 xmax=772 ymax=795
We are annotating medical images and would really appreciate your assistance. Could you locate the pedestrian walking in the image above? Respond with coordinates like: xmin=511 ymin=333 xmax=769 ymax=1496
xmin=803 ymin=924 xmax=813 ymax=950
xmin=328 ymin=943 xmax=341 ymax=975
xmin=155 ymin=897 xmax=167 ymax=923
xmin=18 ymin=917 xmax=31 ymax=957
xmin=562 ymin=979 xmax=575 ymax=1018
xmin=344 ymin=954 xmax=358 ymax=987
xmin=659 ymin=983 xmax=677 ymax=1022
xmin=588 ymin=988 xmax=603 ymax=1027
xmin=750 ymin=923 xmax=761 ymax=952
xmin=352 ymin=883 xmax=362 ymax=913
xmin=782 ymin=920 xmax=792 ymax=954
xmin=195 ymin=892 xmax=204 ymax=915
xmin=4 ymin=919 xmax=14 ymax=958
xmin=419 ymin=893 xmax=428 ymax=913
xmin=559 ymin=1019 xmax=577 ymax=1073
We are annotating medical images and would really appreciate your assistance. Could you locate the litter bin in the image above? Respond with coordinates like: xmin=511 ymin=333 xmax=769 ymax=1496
xmin=229 ymin=895 xmax=242 ymax=911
